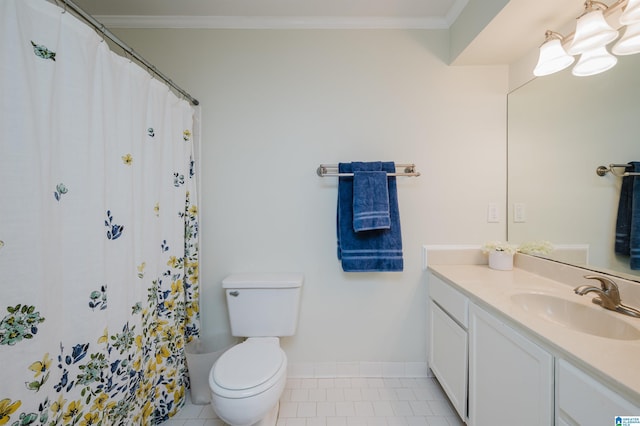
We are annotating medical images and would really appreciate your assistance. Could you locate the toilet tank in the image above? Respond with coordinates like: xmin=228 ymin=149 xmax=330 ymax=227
xmin=222 ymin=273 xmax=303 ymax=337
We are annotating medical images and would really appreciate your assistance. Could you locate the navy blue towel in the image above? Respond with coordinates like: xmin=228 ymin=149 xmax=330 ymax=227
xmin=337 ymin=162 xmax=403 ymax=272
xmin=614 ymin=162 xmax=640 ymax=270
xmin=353 ymin=163 xmax=391 ymax=232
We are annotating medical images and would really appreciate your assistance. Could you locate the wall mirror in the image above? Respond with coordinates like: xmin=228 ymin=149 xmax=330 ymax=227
xmin=507 ymin=54 xmax=640 ymax=281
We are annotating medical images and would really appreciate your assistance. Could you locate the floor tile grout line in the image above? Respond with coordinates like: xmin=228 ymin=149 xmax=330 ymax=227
xmin=165 ymin=377 xmax=461 ymax=426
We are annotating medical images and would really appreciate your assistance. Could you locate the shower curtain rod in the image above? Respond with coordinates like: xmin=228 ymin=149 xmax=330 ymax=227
xmin=55 ymin=0 xmax=200 ymax=106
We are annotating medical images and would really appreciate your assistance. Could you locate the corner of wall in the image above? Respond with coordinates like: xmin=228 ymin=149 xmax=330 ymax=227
xmin=507 ymin=49 xmax=537 ymax=93
xmin=448 ymin=0 xmax=510 ymax=65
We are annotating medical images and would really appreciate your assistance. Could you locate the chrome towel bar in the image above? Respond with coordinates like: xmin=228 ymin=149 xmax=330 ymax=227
xmin=596 ymin=163 xmax=640 ymax=177
xmin=317 ymin=163 xmax=420 ymax=177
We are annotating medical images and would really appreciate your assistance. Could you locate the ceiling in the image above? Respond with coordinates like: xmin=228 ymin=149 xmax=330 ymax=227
xmin=71 ymin=0 xmax=465 ymax=23
xmin=454 ymin=0 xmax=579 ymax=66
xmin=69 ymin=0 xmax=582 ymax=66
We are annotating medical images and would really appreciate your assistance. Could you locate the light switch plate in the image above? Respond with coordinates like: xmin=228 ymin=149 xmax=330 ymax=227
xmin=487 ymin=202 xmax=499 ymax=223
xmin=514 ymin=203 xmax=526 ymax=223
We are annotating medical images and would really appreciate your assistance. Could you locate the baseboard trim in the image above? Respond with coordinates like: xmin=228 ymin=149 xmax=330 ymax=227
xmin=287 ymin=362 xmax=430 ymax=378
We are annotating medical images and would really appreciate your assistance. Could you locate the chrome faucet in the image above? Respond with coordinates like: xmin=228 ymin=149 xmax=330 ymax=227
xmin=574 ymin=275 xmax=640 ymax=318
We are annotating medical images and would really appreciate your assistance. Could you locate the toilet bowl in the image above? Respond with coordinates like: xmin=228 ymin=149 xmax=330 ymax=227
xmin=209 ymin=338 xmax=287 ymax=426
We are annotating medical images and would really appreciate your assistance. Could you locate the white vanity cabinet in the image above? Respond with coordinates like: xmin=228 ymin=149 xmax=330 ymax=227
xmin=428 ymin=274 xmax=468 ymax=420
xmin=556 ymin=359 xmax=640 ymax=425
xmin=468 ymin=303 xmax=554 ymax=426
xmin=428 ymin=271 xmax=640 ymax=426
xmin=429 ymin=272 xmax=554 ymax=426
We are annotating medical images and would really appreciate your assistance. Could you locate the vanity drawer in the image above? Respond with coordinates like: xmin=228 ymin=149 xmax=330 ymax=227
xmin=429 ymin=274 xmax=468 ymax=327
xmin=556 ymin=359 xmax=640 ymax=424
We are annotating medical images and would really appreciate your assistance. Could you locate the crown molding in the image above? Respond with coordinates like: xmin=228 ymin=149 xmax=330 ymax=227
xmin=446 ymin=0 xmax=470 ymax=27
xmin=94 ymin=15 xmax=451 ymax=29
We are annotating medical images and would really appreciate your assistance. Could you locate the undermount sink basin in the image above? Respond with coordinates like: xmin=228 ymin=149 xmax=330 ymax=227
xmin=510 ymin=292 xmax=640 ymax=341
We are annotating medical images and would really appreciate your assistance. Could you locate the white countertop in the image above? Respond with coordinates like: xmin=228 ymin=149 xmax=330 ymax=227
xmin=428 ymin=263 xmax=640 ymax=406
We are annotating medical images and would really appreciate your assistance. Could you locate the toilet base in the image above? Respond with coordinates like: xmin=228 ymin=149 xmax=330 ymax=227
xmin=254 ymin=401 xmax=279 ymax=426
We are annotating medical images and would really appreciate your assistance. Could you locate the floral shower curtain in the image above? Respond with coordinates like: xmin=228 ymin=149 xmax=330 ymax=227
xmin=0 ymin=0 xmax=200 ymax=424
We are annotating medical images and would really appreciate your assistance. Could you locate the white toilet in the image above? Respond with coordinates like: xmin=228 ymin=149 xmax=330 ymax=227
xmin=209 ymin=273 xmax=303 ymax=426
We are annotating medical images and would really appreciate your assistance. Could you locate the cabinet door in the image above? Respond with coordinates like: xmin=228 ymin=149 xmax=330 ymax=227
xmin=429 ymin=300 xmax=467 ymax=421
xmin=469 ymin=304 xmax=553 ymax=426
xmin=557 ymin=358 xmax=640 ymax=424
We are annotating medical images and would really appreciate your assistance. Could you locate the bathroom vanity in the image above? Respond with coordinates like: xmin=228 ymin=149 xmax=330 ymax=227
xmin=427 ymin=252 xmax=640 ymax=425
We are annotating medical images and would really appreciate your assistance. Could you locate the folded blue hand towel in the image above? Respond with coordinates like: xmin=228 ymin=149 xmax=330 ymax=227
xmin=614 ymin=162 xmax=640 ymax=270
xmin=337 ymin=161 xmax=403 ymax=272
xmin=353 ymin=162 xmax=391 ymax=232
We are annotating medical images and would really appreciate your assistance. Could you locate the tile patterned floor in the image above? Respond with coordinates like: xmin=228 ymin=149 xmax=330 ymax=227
xmin=163 ymin=377 xmax=464 ymax=426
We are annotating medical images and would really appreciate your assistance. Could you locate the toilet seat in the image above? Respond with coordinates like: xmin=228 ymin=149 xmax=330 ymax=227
xmin=211 ymin=338 xmax=286 ymax=399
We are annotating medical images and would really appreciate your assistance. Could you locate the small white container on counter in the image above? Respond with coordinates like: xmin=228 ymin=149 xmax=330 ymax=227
xmin=488 ymin=251 xmax=514 ymax=271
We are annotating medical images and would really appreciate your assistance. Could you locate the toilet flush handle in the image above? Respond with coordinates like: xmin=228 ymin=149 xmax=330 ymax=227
xmin=229 ymin=290 xmax=240 ymax=297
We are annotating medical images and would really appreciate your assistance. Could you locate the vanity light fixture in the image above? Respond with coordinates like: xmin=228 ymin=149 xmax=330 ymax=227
xmin=566 ymin=1 xmax=618 ymax=55
xmin=612 ymin=21 xmax=640 ymax=54
xmin=619 ymin=0 xmax=640 ymax=23
xmin=534 ymin=0 xmax=640 ymax=77
xmin=533 ymin=31 xmax=575 ymax=76
xmin=572 ymin=45 xmax=618 ymax=75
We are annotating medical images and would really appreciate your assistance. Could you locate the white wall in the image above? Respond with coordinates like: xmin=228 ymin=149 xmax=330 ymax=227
xmin=113 ymin=28 xmax=508 ymax=374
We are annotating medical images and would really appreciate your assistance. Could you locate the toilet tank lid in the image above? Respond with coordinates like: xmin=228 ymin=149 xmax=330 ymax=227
xmin=222 ymin=273 xmax=304 ymax=289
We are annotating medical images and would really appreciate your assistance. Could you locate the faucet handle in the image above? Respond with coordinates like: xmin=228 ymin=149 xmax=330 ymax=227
xmin=583 ymin=275 xmax=620 ymax=303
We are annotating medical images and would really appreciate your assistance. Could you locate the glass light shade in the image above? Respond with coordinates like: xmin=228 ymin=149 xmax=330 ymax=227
xmin=567 ymin=9 xmax=619 ymax=55
xmin=533 ymin=38 xmax=575 ymax=76
xmin=619 ymin=0 xmax=640 ymax=25
xmin=571 ymin=46 xmax=618 ymax=76
xmin=612 ymin=22 xmax=640 ymax=55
